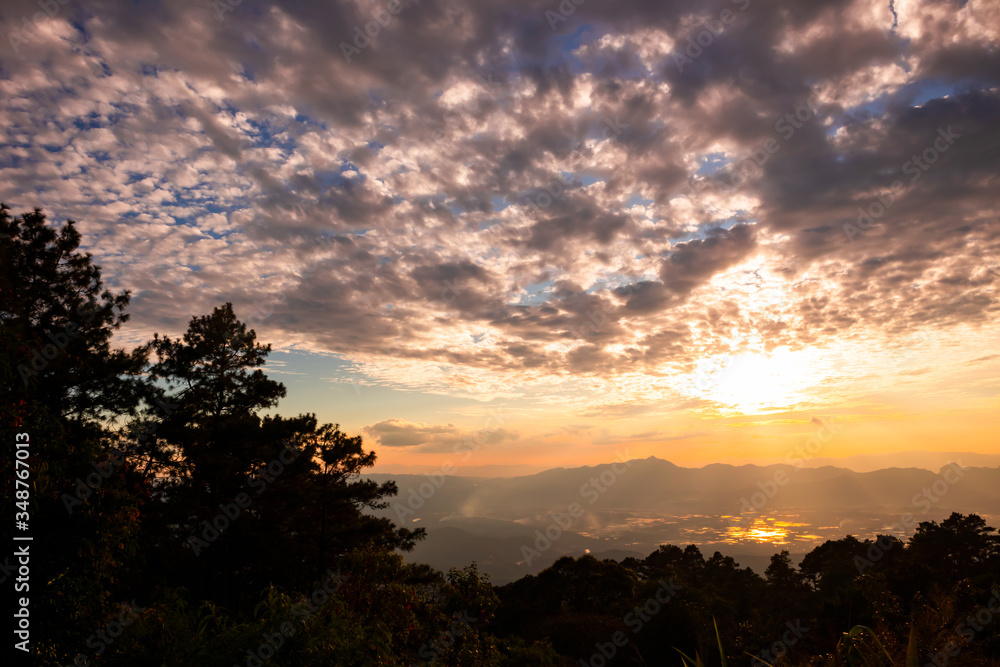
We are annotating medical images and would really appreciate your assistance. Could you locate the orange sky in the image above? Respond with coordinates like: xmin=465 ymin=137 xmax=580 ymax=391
xmin=269 ymin=320 xmax=1000 ymax=473
xmin=6 ymin=0 xmax=998 ymax=474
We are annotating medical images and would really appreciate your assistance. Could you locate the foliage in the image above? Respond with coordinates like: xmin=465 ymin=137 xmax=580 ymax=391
xmin=6 ymin=206 xmax=1000 ymax=667
xmin=2 ymin=205 xmax=149 ymax=664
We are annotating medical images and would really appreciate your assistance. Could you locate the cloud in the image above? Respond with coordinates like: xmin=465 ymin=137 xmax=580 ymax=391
xmin=363 ymin=418 xmax=519 ymax=452
xmin=363 ymin=419 xmax=459 ymax=449
xmin=1 ymin=0 xmax=997 ymax=415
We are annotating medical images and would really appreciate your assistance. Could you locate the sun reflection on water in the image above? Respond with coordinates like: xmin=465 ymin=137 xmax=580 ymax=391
xmin=722 ymin=516 xmax=811 ymax=544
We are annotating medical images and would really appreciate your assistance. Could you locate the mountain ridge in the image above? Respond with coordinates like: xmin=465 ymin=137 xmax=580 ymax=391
xmin=364 ymin=456 xmax=1000 ymax=583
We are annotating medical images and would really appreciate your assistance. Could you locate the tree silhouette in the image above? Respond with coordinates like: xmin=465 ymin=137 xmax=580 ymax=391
xmin=1 ymin=204 xmax=149 ymax=663
xmin=908 ymin=512 xmax=1000 ymax=586
xmin=765 ymin=549 xmax=801 ymax=590
xmin=1 ymin=204 xmax=146 ymax=430
xmin=143 ymin=303 xmax=425 ymax=604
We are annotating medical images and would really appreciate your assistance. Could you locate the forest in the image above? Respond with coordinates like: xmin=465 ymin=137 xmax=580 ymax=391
xmin=3 ymin=205 xmax=999 ymax=666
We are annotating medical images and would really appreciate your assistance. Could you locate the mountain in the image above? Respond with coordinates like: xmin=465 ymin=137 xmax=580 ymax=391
xmin=365 ymin=457 xmax=1000 ymax=583
xmin=793 ymin=450 xmax=1000 ymax=472
xmin=369 ymin=462 xmax=548 ymax=477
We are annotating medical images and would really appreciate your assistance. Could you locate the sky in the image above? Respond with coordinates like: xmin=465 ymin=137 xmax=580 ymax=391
xmin=2 ymin=0 xmax=998 ymax=474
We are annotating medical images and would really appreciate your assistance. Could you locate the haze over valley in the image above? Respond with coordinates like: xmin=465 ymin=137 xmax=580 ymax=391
xmin=367 ymin=455 xmax=1000 ymax=583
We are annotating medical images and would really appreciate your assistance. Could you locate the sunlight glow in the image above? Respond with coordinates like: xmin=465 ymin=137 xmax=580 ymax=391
xmin=723 ymin=518 xmax=811 ymax=544
xmin=687 ymin=347 xmax=826 ymax=414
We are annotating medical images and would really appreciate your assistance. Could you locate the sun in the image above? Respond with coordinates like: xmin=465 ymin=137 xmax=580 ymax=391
xmin=688 ymin=347 xmax=825 ymax=414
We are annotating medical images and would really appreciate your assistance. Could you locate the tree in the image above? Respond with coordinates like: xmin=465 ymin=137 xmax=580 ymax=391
xmin=147 ymin=302 xmax=287 ymax=506
xmin=144 ymin=303 xmax=424 ymax=604
xmin=765 ymin=549 xmax=801 ymax=590
xmin=1 ymin=204 xmax=150 ymax=664
xmin=1 ymin=204 xmax=147 ymax=430
xmin=907 ymin=512 xmax=1000 ymax=586
xmin=1 ymin=207 xmax=429 ymax=663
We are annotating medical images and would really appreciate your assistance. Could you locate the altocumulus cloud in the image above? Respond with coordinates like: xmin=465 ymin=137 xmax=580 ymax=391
xmin=0 ymin=0 xmax=998 ymax=411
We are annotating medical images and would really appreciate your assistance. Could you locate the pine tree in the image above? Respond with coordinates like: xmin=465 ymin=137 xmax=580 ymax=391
xmin=145 ymin=303 xmax=424 ymax=604
xmin=1 ymin=204 xmax=149 ymax=664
